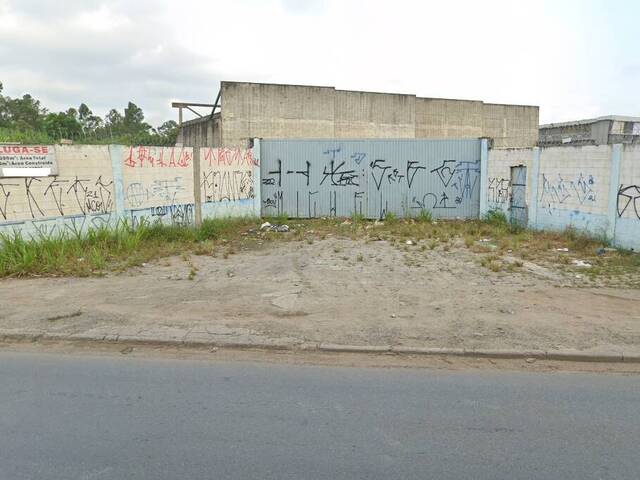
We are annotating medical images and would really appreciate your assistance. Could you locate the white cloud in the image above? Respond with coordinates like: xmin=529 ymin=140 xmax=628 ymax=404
xmin=0 ymin=0 xmax=638 ymax=126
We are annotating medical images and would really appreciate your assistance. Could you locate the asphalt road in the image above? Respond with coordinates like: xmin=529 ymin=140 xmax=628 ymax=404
xmin=1 ymin=352 xmax=639 ymax=480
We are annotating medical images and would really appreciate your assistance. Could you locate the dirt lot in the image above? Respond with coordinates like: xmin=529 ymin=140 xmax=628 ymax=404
xmin=2 ymin=231 xmax=639 ymax=355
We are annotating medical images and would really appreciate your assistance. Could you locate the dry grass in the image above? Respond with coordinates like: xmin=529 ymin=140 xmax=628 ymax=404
xmin=2 ymin=212 xmax=639 ymax=286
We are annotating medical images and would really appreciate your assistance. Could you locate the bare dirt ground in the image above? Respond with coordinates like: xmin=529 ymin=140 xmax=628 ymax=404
xmin=2 ymin=235 xmax=639 ymax=356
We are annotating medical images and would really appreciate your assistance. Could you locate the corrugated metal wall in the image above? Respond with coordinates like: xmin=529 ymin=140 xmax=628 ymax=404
xmin=260 ymin=139 xmax=481 ymax=219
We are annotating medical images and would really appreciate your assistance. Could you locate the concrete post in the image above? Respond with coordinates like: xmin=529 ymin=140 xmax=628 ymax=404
xmin=479 ymin=138 xmax=489 ymax=218
xmin=606 ymin=144 xmax=622 ymax=243
xmin=192 ymin=147 xmax=202 ymax=226
xmin=252 ymin=138 xmax=262 ymax=218
xmin=108 ymin=144 xmax=126 ymax=223
xmin=528 ymin=147 xmax=541 ymax=229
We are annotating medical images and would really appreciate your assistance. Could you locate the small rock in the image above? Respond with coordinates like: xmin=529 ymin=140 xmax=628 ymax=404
xmin=595 ymin=247 xmax=605 ymax=256
xmin=525 ymin=357 xmax=536 ymax=364
xmin=390 ymin=314 xmax=397 ymax=318
xmin=260 ymin=222 xmax=272 ymax=231
xmin=120 ymin=346 xmax=133 ymax=355
xmin=572 ymin=259 xmax=592 ymax=268
xmin=406 ymin=240 xmax=414 ymax=245
xmin=557 ymin=247 xmax=569 ymax=252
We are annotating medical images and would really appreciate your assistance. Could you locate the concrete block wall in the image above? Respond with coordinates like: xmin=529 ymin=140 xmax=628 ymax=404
xmin=199 ymin=147 xmax=260 ymax=219
xmin=122 ymin=146 xmax=196 ymax=228
xmin=535 ymin=145 xmax=611 ymax=235
xmin=0 ymin=144 xmax=260 ymax=239
xmin=485 ymin=148 xmax=535 ymax=216
xmin=485 ymin=143 xmax=640 ymax=250
xmin=0 ymin=145 xmax=116 ymax=238
xmin=615 ymin=145 xmax=640 ymax=250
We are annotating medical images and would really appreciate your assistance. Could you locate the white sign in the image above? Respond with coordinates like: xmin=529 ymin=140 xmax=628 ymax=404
xmin=0 ymin=145 xmax=58 ymax=177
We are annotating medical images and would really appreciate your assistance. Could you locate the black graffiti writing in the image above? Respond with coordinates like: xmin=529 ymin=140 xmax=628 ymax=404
xmin=430 ymin=160 xmax=457 ymax=187
xmin=0 ymin=183 xmax=18 ymax=220
xmin=370 ymin=159 xmax=391 ymax=190
xmin=287 ymin=161 xmax=311 ymax=186
xmin=451 ymin=161 xmax=480 ymax=199
xmin=617 ymin=185 xmax=640 ymax=219
xmin=321 ymin=160 xmax=359 ymax=187
xmin=263 ymin=190 xmax=284 ymax=216
xmin=488 ymin=177 xmax=510 ymax=204
xmin=202 ymin=170 xmax=254 ymax=202
xmin=406 ymin=161 xmax=426 ymax=188
xmin=263 ymin=159 xmax=282 ymax=186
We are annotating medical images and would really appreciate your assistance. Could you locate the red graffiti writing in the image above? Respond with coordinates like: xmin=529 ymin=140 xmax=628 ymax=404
xmin=124 ymin=146 xmax=192 ymax=168
xmin=203 ymin=148 xmax=258 ymax=167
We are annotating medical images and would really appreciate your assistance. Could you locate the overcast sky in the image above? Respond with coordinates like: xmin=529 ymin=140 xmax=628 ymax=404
xmin=0 ymin=0 xmax=638 ymax=126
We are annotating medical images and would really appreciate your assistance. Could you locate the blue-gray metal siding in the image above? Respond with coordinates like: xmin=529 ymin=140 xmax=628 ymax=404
xmin=260 ymin=139 xmax=481 ymax=219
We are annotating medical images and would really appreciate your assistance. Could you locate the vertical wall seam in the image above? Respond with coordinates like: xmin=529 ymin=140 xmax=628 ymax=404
xmin=607 ymin=144 xmax=622 ymax=243
xmin=528 ymin=147 xmax=541 ymax=229
xmin=193 ymin=147 xmax=202 ymax=226
xmin=253 ymin=138 xmax=262 ymax=217
xmin=479 ymin=139 xmax=489 ymax=217
xmin=108 ymin=144 xmax=125 ymax=221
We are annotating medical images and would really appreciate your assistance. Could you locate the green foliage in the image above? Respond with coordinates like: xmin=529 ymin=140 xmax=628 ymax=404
xmin=0 ymin=217 xmax=259 ymax=277
xmin=264 ymin=213 xmax=289 ymax=225
xmin=416 ymin=209 xmax=433 ymax=223
xmin=483 ymin=209 xmax=509 ymax=227
xmin=350 ymin=212 xmax=366 ymax=224
xmin=383 ymin=211 xmax=398 ymax=224
xmin=0 ymin=80 xmax=178 ymax=145
xmin=0 ymin=127 xmax=52 ymax=144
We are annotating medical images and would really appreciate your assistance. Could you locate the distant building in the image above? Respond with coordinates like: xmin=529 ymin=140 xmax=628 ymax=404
xmin=175 ymin=81 xmax=539 ymax=149
xmin=539 ymin=116 xmax=640 ymax=147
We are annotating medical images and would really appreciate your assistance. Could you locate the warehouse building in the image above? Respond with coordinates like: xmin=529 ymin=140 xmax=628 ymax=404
xmin=539 ymin=115 xmax=640 ymax=146
xmin=175 ymin=81 xmax=539 ymax=149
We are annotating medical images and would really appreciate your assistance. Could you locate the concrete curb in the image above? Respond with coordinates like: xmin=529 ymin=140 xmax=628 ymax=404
xmin=1 ymin=332 xmax=640 ymax=363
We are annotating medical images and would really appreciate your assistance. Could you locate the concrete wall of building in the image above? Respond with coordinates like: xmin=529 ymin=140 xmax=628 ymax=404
xmin=334 ymin=90 xmax=415 ymax=138
xmin=483 ymin=103 xmax=539 ymax=149
xmin=220 ymin=82 xmax=335 ymax=147
xmin=176 ymin=117 xmax=217 ymax=148
xmin=177 ymin=82 xmax=538 ymax=149
xmin=0 ymin=144 xmax=260 ymax=238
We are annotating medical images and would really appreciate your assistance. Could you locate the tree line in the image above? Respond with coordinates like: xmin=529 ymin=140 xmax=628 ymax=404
xmin=0 ymin=81 xmax=178 ymax=146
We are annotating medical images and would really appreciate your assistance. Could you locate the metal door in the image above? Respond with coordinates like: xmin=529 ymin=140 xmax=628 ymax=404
xmin=260 ymin=139 xmax=482 ymax=219
xmin=510 ymin=165 xmax=527 ymax=226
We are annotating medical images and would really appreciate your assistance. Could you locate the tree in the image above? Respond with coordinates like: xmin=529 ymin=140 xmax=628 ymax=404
xmin=6 ymin=93 xmax=46 ymax=131
xmin=44 ymin=111 xmax=82 ymax=139
xmin=0 ymin=81 xmax=9 ymax=128
xmin=78 ymin=103 xmax=102 ymax=134
xmin=0 ymin=81 xmax=181 ymax=146
xmin=104 ymin=108 xmax=124 ymax=137
xmin=123 ymin=101 xmax=150 ymax=135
